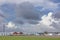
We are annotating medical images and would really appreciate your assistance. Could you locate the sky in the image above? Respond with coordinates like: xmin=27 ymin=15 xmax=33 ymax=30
xmin=0 ymin=0 xmax=60 ymax=33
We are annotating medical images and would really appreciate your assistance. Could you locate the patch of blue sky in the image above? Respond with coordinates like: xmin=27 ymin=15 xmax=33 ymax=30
xmin=41 ymin=9 xmax=53 ymax=16
xmin=35 ymin=6 xmax=43 ymax=11
xmin=0 ymin=3 xmax=15 ymax=15
xmin=50 ymin=0 xmax=60 ymax=3
xmin=57 ymin=4 xmax=60 ymax=10
xmin=34 ymin=6 xmax=53 ymax=16
xmin=6 ymin=16 xmax=15 ymax=22
xmin=0 ymin=3 xmax=16 ymax=22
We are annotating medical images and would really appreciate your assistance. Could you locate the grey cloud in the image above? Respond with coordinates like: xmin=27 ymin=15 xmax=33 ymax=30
xmin=15 ymin=2 xmax=43 ymax=24
xmin=14 ymin=20 xmax=24 ymax=24
xmin=5 ymin=27 xmax=23 ymax=32
xmin=16 ymin=2 xmax=41 ymax=20
xmin=53 ymin=11 xmax=60 ymax=20
xmin=6 ymin=23 xmax=57 ymax=33
xmin=50 ymin=22 xmax=60 ymax=32
xmin=27 ymin=20 xmax=39 ymax=24
xmin=0 ymin=14 xmax=5 ymax=18
xmin=13 ymin=17 xmax=39 ymax=25
xmin=50 ymin=11 xmax=60 ymax=32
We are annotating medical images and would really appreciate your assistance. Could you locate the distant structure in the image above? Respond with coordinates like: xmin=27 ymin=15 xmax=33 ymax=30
xmin=12 ymin=32 xmax=23 ymax=36
xmin=0 ymin=31 xmax=60 ymax=36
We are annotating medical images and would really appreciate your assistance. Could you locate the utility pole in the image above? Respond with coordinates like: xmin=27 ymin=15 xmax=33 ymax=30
xmin=3 ymin=24 xmax=5 ymax=36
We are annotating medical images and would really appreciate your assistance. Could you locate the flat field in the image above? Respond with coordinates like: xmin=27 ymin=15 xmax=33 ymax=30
xmin=0 ymin=36 xmax=60 ymax=40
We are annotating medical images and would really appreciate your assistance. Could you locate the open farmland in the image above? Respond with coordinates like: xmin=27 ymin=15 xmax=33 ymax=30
xmin=0 ymin=36 xmax=60 ymax=40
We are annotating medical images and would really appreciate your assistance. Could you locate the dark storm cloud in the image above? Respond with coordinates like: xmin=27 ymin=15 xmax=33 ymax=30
xmin=15 ymin=2 xmax=44 ymax=24
xmin=16 ymin=2 xmax=41 ymax=20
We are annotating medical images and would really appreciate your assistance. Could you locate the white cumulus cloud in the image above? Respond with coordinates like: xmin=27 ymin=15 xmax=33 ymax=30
xmin=40 ymin=12 xmax=53 ymax=26
xmin=6 ymin=22 xmax=17 ymax=28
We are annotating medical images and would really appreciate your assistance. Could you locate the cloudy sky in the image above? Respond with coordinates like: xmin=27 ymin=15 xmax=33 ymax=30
xmin=0 ymin=0 xmax=60 ymax=33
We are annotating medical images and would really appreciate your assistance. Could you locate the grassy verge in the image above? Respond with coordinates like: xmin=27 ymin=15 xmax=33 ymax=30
xmin=0 ymin=36 xmax=60 ymax=40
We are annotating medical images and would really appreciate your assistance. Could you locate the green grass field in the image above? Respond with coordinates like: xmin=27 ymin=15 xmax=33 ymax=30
xmin=0 ymin=36 xmax=60 ymax=40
